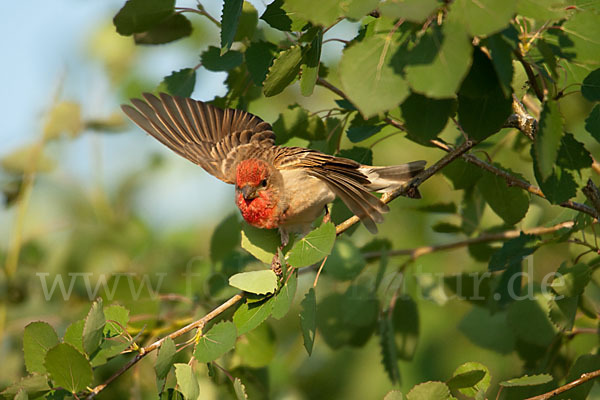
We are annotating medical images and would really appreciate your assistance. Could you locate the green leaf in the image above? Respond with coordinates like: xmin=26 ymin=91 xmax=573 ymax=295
xmin=263 ymin=45 xmax=303 ymax=97
xmin=448 ymin=362 xmax=490 ymax=397
xmin=585 ymin=104 xmax=600 ymax=144
xmin=194 ymin=321 xmax=237 ymax=363
xmin=401 ymin=93 xmax=454 ymax=144
xmin=581 ymin=68 xmax=600 ymax=101
xmin=133 ymin=13 xmax=192 ymax=44
xmin=300 ymin=288 xmax=317 ymax=355
xmin=44 ymin=343 xmax=93 ymax=393
xmin=340 ymin=33 xmax=410 ymax=118
xmin=234 ymin=2 xmax=258 ymax=41
xmin=517 ymin=0 xmax=568 ymax=21
xmin=485 ymin=31 xmax=516 ymax=96
xmin=489 ymin=233 xmax=538 ymax=271
xmin=534 ymin=101 xmax=564 ymax=181
xmin=531 ymin=145 xmax=578 ymax=204
xmin=63 ymin=320 xmax=85 ymax=354
xmin=300 ymin=30 xmax=322 ymax=96
xmin=0 ymin=374 xmax=50 ymax=399
xmin=379 ymin=0 xmax=440 ymax=22
xmin=233 ymin=296 xmax=275 ymax=335
xmin=442 ymin=159 xmax=482 ymax=190
xmin=558 ymin=354 xmax=600 ymax=399
xmin=478 ymin=165 xmax=529 ymax=225
xmin=548 ymin=295 xmax=578 ymax=331
xmin=201 ymin=46 xmax=243 ymax=72
xmin=406 ymin=381 xmax=452 ymax=400
xmin=317 ymin=292 xmax=375 ymax=349
xmin=174 ymin=363 xmax=200 ymax=400
xmin=336 ymin=147 xmax=373 ymax=165
xmin=233 ymin=378 xmax=249 ymax=400
xmin=90 ymin=337 xmax=130 ymax=367
xmin=403 ymin=19 xmax=472 ymax=99
xmin=272 ymin=272 xmax=298 ymax=319
xmin=384 ymin=390 xmax=404 ymax=400
xmin=551 ymin=262 xmax=591 ymax=297
xmin=287 ymin=222 xmax=336 ymax=268
xmin=104 ymin=304 xmax=129 ymax=337
xmin=229 ymin=270 xmax=278 ymax=295
xmin=457 ymin=47 xmax=513 ymax=140
xmin=240 ymin=223 xmax=280 ymax=264
xmin=392 ymin=296 xmax=419 ymax=361
xmin=83 ymin=298 xmax=105 ymax=355
xmin=260 ymin=0 xmax=307 ymax=31
xmin=507 ymin=293 xmax=557 ymax=347
xmin=220 ymin=0 xmax=243 ymax=54
xmin=562 ymin=12 xmax=600 ymax=66
xmin=155 ymin=337 xmax=176 ymax=380
xmin=272 ymin=104 xmax=327 ymax=143
xmin=459 ymin=307 xmax=515 ymax=354
xmin=343 ymin=284 xmax=378 ymax=327
xmin=23 ymin=321 xmax=59 ymax=374
xmin=499 ymin=374 xmax=553 ymax=387
xmin=432 ymin=222 xmax=462 ymax=233
xmin=283 ymin=0 xmax=342 ymax=27
xmin=450 ymin=0 xmax=517 ymax=37
xmin=210 ymin=213 xmax=241 ymax=263
xmin=113 ymin=0 xmax=175 ymax=35
xmin=158 ymin=68 xmax=196 ymax=98
xmin=557 ymin=133 xmax=593 ymax=171
xmin=379 ymin=313 xmax=400 ymax=383
xmin=324 ymin=238 xmax=365 ymax=280
xmin=235 ymin=322 xmax=276 ymax=368
xmin=246 ymin=41 xmax=278 ymax=86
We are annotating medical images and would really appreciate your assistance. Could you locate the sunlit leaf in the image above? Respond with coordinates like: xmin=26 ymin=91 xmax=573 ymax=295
xmin=263 ymin=45 xmax=303 ymax=96
xmin=44 ymin=344 xmax=93 ymax=393
xmin=174 ymin=363 xmax=200 ymax=400
xmin=233 ymin=296 xmax=275 ymax=336
xmin=155 ymin=337 xmax=176 ymax=380
xmin=220 ymin=0 xmax=243 ymax=54
xmin=229 ymin=270 xmax=278 ymax=295
xmin=23 ymin=322 xmax=59 ymax=374
xmin=83 ymin=298 xmax=106 ymax=355
xmin=300 ymin=288 xmax=317 ymax=355
xmin=194 ymin=321 xmax=237 ymax=363
xmin=287 ymin=222 xmax=336 ymax=268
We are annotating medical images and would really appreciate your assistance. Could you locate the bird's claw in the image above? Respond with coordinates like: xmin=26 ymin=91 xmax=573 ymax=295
xmin=271 ymin=253 xmax=283 ymax=276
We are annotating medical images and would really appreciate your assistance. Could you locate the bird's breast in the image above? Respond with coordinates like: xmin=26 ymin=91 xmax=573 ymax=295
xmin=278 ymin=170 xmax=335 ymax=228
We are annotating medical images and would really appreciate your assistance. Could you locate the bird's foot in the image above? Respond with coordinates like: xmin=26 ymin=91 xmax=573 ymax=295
xmin=322 ymin=205 xmax=331 ymax=224
xmin=271 ymin=246 xmax=285 ymax=276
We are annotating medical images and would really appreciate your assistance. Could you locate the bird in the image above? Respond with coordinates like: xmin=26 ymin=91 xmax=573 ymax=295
xmin=121 ymin=92 xmax=426 ymax=245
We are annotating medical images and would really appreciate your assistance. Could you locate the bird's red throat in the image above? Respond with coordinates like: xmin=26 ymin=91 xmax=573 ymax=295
xmin=235 ymin=159 xmax=280 ymax=229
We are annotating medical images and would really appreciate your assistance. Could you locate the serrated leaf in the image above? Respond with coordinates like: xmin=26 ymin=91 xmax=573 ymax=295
xmin=551 ymin=262 xmax=591 ymax=297
xmin=240 ymin=223 xmax=279 ymax=264
xmin=379 ymin=0 xmax=440 ymax=22
xmin=233 ymin=296 xmax=275 ymax=336
xmin=263 ymin=45 xmax=303 ymax=97
xmin=174 ymin=363 xmax=200 ymax=400
xmin=556 ymin=133 xmax=592 ymax=171
xmin=562 ymin=12 xmax=600 ymax=66
xmin=155 ymin=337 xmax=176 ymax=380
xmin=234 ymin=2 xmax=258 ymax=41
xmin=23 ymin=322 xmax=59 ymax=374
xmin=260 ymin=0 xmax=306 ymax=31
xmin=63 ymin=320 xmax=85 ymax=353
xmin=220 ymin=0 xmax=243 ymax=54
xmin=401 ymin=93 xmax=454 ymax=144
xmin=448 ymin=362 xmax=490 ymax=397
xmin=104 ymin=304 xmax=129 ymax=337
xmin=457 ymin=47 xmax=513 ymax=140
xmin=406 ymin=381 xmax=452 ymax=400
xmin=478 ymin=165 xmax=529 ymax=225
xmin=340 ymin=33 xmax=409 ymax=118
xmin=272 ymin=104 xmax=327 ymax=143
xmin=283 ymin=0 xmax=341 ymax=27
xmin=450 ymin=0 xmax=517 ymax=37
xmin=44 ymin=343 xmax=92 ymax=393
xmin=194 ymin=321 xmax=237 ymax=363
xmin=489 ymin=233 xmax=538 ymax=271
xmin=113 ymin=0 xmax=175 ymax=35
xmin=531 ymin=144 xmax=578 ymax=204
xmin=133 ymin=13 xmax=192 ymax=44
xmin=201 ymin=46 xmax=243 ymax=72
xmin=287 ymin=222 xmax=336 ymax=268
xmin=379 ymin=314 xmax=400 ymax=383
xmin=272 ymin=272 xmax=298 ymax=319
xmin=229 ymin=270 xmax=278 ymax=295
xmin=393 ymin=296 xmax=419 ymax=361
xmin=499 ymin=374 xmax=553 ymax=387
xmin=300 ymin=288 xmax=317 ymax=355
xmin=403 ymin=19 xmax=472 ymax=99
xmin=581 ymin=68 xmax=600 ymax=101
xmin=507 ymin=293 xmax=557 ymax=347
xmin=300 ymin=30 xmax=322 ymax=96
xmin=158 ymin=68 xmax=196 ymax=98
xmin=233 ymin=378 xmax=248 ymax=400
xmin=548 ymin=295 xmax=578 ymax=331
xmin=83 ymin=298 xmax=105 ymax=355
xmin=384 ymin=390 xmax=404 ymax=400
xmin=246 ymin=41 xmax=278 ymax=86
xmin=585 ymin=104 xmax=600 ymax=144
xmin=534 ymin=101 xmax=563 ymax=181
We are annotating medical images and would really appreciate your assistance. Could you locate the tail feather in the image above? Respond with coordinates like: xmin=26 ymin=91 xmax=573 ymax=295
xmin=361 ymin=160 xmax=426 ymax=194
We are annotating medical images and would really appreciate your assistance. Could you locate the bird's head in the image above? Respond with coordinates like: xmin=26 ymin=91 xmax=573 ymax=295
xmin=235 ymin=158 xmax=281 ymax=203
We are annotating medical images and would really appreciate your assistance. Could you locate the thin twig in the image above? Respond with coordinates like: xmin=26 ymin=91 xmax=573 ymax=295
xmin=582 ymin=179 xmax=600 ymax=217
xmin=86 ymin=293 xmax=244 ymax=399
xmin=514 ymin=49 xmax=545 ymax=102
xmin=524 ymin=368 xmax=600 ymax=400
xmin=362 ymin=221 xmax=575 ymax=259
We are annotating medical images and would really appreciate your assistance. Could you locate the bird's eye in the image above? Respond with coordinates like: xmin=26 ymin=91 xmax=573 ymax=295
xmin=261 ymin=179 xmax=267 ymax=187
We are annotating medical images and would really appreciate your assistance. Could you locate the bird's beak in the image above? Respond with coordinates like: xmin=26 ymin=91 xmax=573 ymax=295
xmin=241 ymin=185 xmax=258 ymax=200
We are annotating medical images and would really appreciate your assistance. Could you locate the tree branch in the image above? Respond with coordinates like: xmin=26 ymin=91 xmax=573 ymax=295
xmin=86 ymin=293 xmax=244 ymax=399
xmin=524 ymin=368 xmax=600 ymax=400
xmin=582 ymin=179 xmax=600 ymax=217
xmin=362 ymin=221 xmax=575 ymax=259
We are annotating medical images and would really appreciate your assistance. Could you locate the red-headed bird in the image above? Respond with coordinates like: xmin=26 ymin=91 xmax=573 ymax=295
xmin=122 ymin=93 xmax=425 ymax=244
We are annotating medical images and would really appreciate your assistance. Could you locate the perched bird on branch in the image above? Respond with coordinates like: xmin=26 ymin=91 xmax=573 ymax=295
xmin=122 ymin=93 xmax=425 ymax=245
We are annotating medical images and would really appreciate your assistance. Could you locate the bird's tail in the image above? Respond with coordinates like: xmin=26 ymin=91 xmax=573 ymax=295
xmin=360 ymin=160 xmax=426 ymax=197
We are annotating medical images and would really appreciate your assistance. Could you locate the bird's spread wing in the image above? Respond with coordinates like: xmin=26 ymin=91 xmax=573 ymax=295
xmin=272 ymin=148 xmax=390 ymax=233
xmin=121 ymin=92 xmax=276 ymax=184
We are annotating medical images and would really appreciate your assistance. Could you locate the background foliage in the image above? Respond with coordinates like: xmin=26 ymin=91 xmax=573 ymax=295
xmin=1 ymin=0 xmax=600 ymax=399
